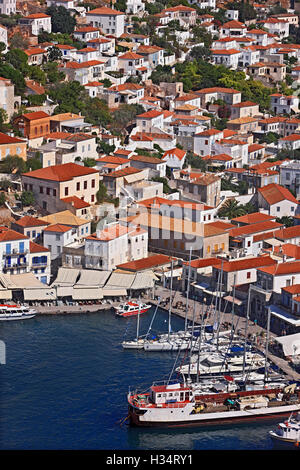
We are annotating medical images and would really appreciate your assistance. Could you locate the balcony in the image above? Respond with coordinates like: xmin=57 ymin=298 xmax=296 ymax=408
xmin=3 ymin=249 xmax=29 ymax=257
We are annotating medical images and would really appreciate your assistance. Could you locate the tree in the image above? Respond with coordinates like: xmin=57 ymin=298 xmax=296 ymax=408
xmin=19 ymin=191 xmax=35 ymax=207
xmin=0 ymin=192 xmax=6 ymax=207
xmin=1 ymin=155 xmax=26 ymax=174
xmin=276 ymin=216 xmax=294 ymax=227
xmin=48 ymin=46 xmax=62 ymax=62
xmin=5 ymin=49 xmax=29 ymax=75
xmin=46 ymin=6 xmax=76 ymax=34
xmin=217 ymin=199 xmax=247 ymax=219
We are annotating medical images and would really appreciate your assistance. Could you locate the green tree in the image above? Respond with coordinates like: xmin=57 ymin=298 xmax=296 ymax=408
xmin=19 ymin=190 xmax=35 ymax=207
xmin=1 ymin=155 xmax=26 ymax=174
xmin=46 ymin=6 xmax=76 ymax=34
xmin=5 ymin=49 xmax=29 ymax=74
xmin=218 ymin=199 xmax=247 ymax=219
xmin=48 ymin=46 xmax=63 ymax=62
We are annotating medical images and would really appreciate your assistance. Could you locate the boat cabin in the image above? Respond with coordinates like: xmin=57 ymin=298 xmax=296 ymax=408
xmin=150 ymin=383 xmax=192 ymax=405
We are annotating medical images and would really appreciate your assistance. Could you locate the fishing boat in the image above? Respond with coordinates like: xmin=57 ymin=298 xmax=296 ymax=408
xmin=0 ymin=304 xmax=37 ymax=321
xmin=115 ymin=301 xmax=151 ymax=317
xmin=127 ymin=380 xmax=300 ymax=428
xmin=269 ymin=410 xmax=300 ymax=448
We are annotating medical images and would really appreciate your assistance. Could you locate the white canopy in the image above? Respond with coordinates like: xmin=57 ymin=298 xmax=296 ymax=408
xmin=75 ymin=269 xmax=111 ymax=287
xmin=274 ymin=333 xmax=300 ymax=357
xmin=72 ymin=287 xmax=103 ymax=300
xmin=52 ymin=268 xmax=80 ymax=286
xmin=24 ymin=288 xmax=57 ymax=301
xmin=105 ymin=272 xmax=135 ymax=289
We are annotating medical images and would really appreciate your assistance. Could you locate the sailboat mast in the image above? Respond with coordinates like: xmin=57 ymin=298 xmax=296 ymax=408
xmin=264 ymin=306 xmax=271 ymax=384
xmin=168 ymin=259 xmax=174 ymax=342
xmin=242 ymin=283 xmax=252 ymax=376
xmin=136 ymin=302 xmax=141 ymax=341
xmin=185 ymin=247 xmax=192 ymax=332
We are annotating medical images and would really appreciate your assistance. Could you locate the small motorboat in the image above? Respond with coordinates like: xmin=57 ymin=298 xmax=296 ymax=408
xmin=114 ymin=301 xmax=151 ymax=317
xmin=269 ymin=412 xmax=300 ymax=449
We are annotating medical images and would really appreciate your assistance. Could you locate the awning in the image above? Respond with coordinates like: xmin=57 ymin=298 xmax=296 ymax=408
xmin=56 ymin=286 xmax=74 ymax=297
xmin=269 ymin=304 xmax=300 ymax=326
xmin=72 ymin=287 xmax=103 ymax=300
xmin=10 ymin=272 xmax=47 ymax=289
xmin=75 ymin=269 xmax=111 ymax=288
xmin=0 ymin=289 xmax=12 ymax=300
xmin=24 ymin=288 xmax=57 ymax=301
xmin=105 ymin=272 xmax=135 ymax=289
xmin=130 ymin=272 xmax=155 ymax=290
xmin=274 ymin=333 xmax=300 ymax=357
xmin=102 ymin=288 xmax=127 ymax=297
xmin=223 ymin=295 xmax=243 ymax=306
xmin=52 ymin=268 xmax=80 ymax=286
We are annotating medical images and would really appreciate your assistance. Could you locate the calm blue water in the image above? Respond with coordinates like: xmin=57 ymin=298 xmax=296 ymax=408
xmin=0 ymin=307 xmax=283 ymax=450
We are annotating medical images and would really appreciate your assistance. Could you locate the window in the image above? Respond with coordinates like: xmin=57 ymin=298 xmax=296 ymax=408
xmin=39 ymin=186 xmax=43 ymax=194
xmin=91 ymin=179 xmax=95 ymax=188
xmin=53 ymin=189 xmax=56 ymax=197
xmin=76 ymin=182 xmax=80 ymax=191
xmin=84 ymin=181 xmax=87 ymax=190
xmin=247 ymin=272 xmax=251 ymax=279
xmin=65 ymin=187 xmax=69 ymax=196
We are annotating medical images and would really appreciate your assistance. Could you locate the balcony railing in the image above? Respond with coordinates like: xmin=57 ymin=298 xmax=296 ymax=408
xmin=3 ymin=249 xmax=29 ymax=256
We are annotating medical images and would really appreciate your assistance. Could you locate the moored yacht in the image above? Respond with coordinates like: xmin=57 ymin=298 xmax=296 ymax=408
xmin=269 ymin=410 xmax=300 ymax=448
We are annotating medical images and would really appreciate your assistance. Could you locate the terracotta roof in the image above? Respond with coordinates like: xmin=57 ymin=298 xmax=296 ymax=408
xmin=21 ymin=111 xmax=49 ymax=121
xmin=229 ymin=220 xmax=283 ymax=238
xmin=22 ymin=163 xmax=98 ymax=182
xmin=116 ymin=254 xmax=173 ymax=271
xmin=119 ymin=51 xmax=143 ymax=60
xmin=105 ymin=167 xmax=142 ymax=178
xmin=14 ymin=215 xmax=49 ymax=228
xmin=272 ymin=243 xmax=300 ymax=260
xmin=258 ymin=183 xmax=298 ymax=205
xmin=231 ymin=212 xmax=275 ymax=225
xmin=29 ymin=241 xmax=49 ymax=253
xmin=222 ymin=20 xmax=246 ymax=29
xmin=274 ymin=225 xmax=300 ymax=241
xmin=129 ymin=154 xmax=163 ymax=164
xmin=215 ymin=256 xmax=276 ymax=273
xmin=0 ymin=132 xmax=25 ymax=145
xmin=97 ymin=155 xmax=129 ymax=165
xmin=137 ymin=110 xmax=164 ymax=119
xmin=258 ymin=260 xmax=300 ymax=276
xmin=282 ymin=284 xmax=300 ymax=295
xmin=60 ymin=196 xmax=90 ymax=209
xmin=44 ymin=224 xmax=73 ymax=233
xmin=183 ymin=257 xmax=222 ymax=269
xmin=25 ymin=13 xmax=50 ymax=19
xmin=86 ymin=224 xmax=129 ymax=242
xmin=86 ymin=6 xmax=124 ymax=15
xmin=0 ymin=226 xmax=29 ymax=242
xmin=162 ymin=147 xmax=186 ymax=161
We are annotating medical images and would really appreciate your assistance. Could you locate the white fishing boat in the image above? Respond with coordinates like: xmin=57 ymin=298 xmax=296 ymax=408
xmin=0 ymin=304 xmax=37 ymax=321
xmin=269 ymin=410 xmax=300 ymax=448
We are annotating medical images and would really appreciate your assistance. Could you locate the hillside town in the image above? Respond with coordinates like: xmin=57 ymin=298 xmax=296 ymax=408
xmin=0 ymin=0 xmax=300 ymax=367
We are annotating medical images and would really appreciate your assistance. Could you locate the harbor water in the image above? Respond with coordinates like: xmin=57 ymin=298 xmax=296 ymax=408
xmin=0 ymin=306 xmax=285 ymax=450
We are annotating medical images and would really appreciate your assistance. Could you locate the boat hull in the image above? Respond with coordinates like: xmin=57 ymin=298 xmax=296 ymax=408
xmin=0 ymin=314 xmax=36 ymax=321
xmin=129 ymin=404 xmax=300 ymax=428
xmin=115 ymin=306 xmax=151 ymax=317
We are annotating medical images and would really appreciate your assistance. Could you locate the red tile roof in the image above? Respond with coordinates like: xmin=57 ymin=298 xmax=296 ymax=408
xmin=29 ymin=241 xmax=49 ymax=253
xmin=86 ymin=6 xmax=124 ymax=15
xmin=60 ymin=196 xmax=90 ymax=209
xmin=215 ymin=256 xmax=276 ymax=273
xmin=162 ymin=147 xmax=186 ymax=161
xmin=258 ymin=183 xmax=298 ymax=205
xmin=229 ymin=220 xmax=283 ymax=238
xmin=22 ymin=162 xmax=98 ymax=182
xmin=274 ymin=225 xmax=300 ymax=240
xmin=0 ymin=226 xmax=29 ymax=242
xmin=44 ymin=224 xmax=73 ymax=233
xmin=0 ymin=132 xmax=25 ymax=145
xmin=258 ymin=260 xmax=300 ymax=276
xmin=116 ymin=254 xmax=173 ymax=271
xmin=231 ymin=212 xmax=275 ymax=225
xmin=14 ymin=215 xmax=49 ymax=228
xmin=183 ymin=257 xmax=223 ymax=269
